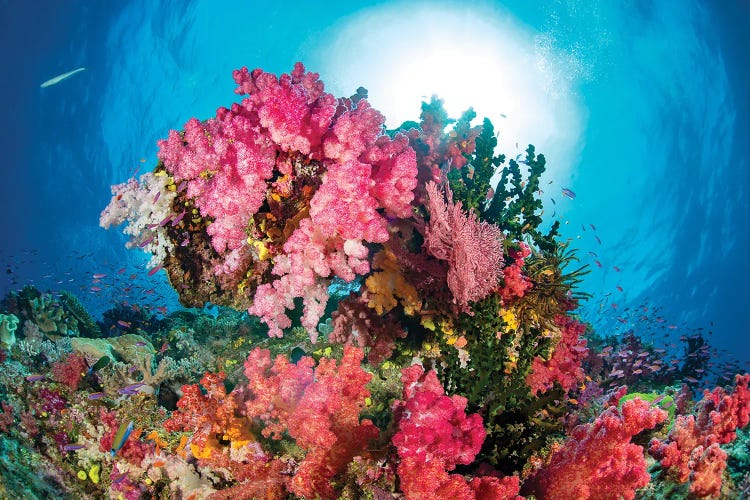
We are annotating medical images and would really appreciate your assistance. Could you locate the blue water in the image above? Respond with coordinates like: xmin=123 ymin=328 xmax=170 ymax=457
xmin=1 ymin=1 xmax=748 ymax=366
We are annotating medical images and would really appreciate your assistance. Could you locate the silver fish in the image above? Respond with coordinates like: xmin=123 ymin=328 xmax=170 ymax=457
xmin=40 ymin=67 xmax=86 ymax=88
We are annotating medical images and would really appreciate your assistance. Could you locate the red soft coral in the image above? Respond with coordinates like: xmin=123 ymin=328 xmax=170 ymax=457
xmin=649 ymin=373 xmax=750 ymax=498
xmin=523 ymin=391 xmax=667 ymax=500
xmin=242 ymin=346 xmax=378 ymax=499
xmin=51 ymin=352 xmax=88 ymax=391
xmin=526 ymin=314 xmax=588 ymax=395
xmin=392 ymin=365 xmax=522 ymax=499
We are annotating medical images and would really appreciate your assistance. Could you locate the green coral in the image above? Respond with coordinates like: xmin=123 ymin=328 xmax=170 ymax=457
xmin=483 ymin=144 xmax=560 ymax=252
xmin=433 ymin=294 xmax=564 ymax=474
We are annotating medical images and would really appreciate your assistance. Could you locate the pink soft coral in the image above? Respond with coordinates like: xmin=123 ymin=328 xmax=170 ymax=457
xmin=523 ymin=388 xmax=667 ymax=500
xmin=649 ymin=373 xmax=750 ymax=498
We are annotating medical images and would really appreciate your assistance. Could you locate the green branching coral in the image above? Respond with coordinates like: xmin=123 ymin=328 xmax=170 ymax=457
xmin=432 ymin=294 xmax=565 ymax=474
xmin=484 ymin=145 xmax=560 ymax=252
xmin=448 ymin=117 xmax=504 ymax=214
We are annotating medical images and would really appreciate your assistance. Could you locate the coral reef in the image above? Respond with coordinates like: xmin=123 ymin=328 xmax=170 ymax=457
xmin=0 ymin=63 xmax=745 ymax=499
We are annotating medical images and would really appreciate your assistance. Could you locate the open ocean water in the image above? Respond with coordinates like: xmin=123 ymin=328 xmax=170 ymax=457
xmin=0 ymin=1 xmax=749 ymax=498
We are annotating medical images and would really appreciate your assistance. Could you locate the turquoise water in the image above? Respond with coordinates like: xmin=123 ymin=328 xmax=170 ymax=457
xmin=2 ymin=0 xmax=747 ymax=367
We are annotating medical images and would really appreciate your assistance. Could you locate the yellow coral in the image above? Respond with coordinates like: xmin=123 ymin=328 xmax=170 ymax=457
xmin=500 ymin=308 xmax=519 ymax=334
xmin=365 ymin=249 xmax=421 ymax=315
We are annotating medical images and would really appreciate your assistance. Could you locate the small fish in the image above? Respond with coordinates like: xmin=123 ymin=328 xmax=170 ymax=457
xmin=63 ymin=444 xmax=86 ymax=451
xmin=87 ymin=356 xmax=111 ymax=375
xmin=589 ymin=223 xmax=597 ymax=231
xmin=87 ymin=392 xmax=106 ymax=400
xmin=40 ymin=67 xmax=86 ymax=88
xmin=588 ymin=251 xmax=598 ymax=258
xmin=92 ymin=273 xmax=107 ymax=279
xmin=616 ymin=286 xmax=624 ymax=292
xmin=148 ymin=264 xmax=163 ymax=276
xmin=613 ymin=266 xmax=621 ymax=272
xmin=111 ymin=421 xmax=134 ymax=456
xmin=171 ymin=211 xmax=186 ymax=226
xmin=138 ymin=236 xmax=155 ymax=248
xmin=90 ymin=286 xmax=102 ymax=292
xmin=153 ymin=191 xmax=161 ymax=203
xmin=595 ymin=235 xmax=602 ymax=244
xmin=25 ymin=374 xmax=45 ymax=382
xmin=112 ymin=471 xmax=129 ymax=484
xmin=561 ymin=188 xmax=576 ymax=200
xmin=117 ymin=267 xmax=126 ymax=274
xmin=594 ymin=260 xmax=602 ymax=268
xmin=158 ymin=342 xmax=169 ymax=354
xmin=134 ymin=341 xmax=147 ymax=347
xmin=152 ymin=460 xmax=166 ymax=467
xmin=117 ymin=320 xmax=131 ymax=328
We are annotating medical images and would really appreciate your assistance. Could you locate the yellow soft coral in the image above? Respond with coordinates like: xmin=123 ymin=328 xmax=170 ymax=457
xmin=365 ymin=249 xmax=421 ymax=315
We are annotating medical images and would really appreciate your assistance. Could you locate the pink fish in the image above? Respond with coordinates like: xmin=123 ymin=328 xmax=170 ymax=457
xmin=153 ymin=191 xmax=161 ymax=203
xmin=613 ymin=266 xmax=621 ymax=272
xmin=117 ymin=267 xmax=126 ymax=274
xmin=485 ymin=187 xmax=494 ymax=200
xmin=117 ymin=320 xmax=131 ymax=328
xmin=594 ymin=260 xmax=603 ymax=268
xmin=616 ymin=286 xmax=624 ymax=292
xmin=90 ymin=286 xmax=102 ymax=292
xmin=92 ymin=273 xmax=107 ymax=279
xmin=148 ymin=264 xmax=163 ymax=276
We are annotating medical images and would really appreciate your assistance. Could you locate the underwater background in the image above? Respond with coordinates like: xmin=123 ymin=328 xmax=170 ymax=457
xmin=1 ymin=1 xmax=749 ymax=499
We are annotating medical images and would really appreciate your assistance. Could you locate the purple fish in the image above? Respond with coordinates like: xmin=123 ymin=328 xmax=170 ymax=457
xmin=561 ymin=187 xmax=576 ymax=200
xmin=138 ymin=236 xmax=155 ymax=248
xmin=153 ymin=191 xmax=161 ymax=203
xmin=118 ymin=383 xmax=145 ymax=395
xmin=87 ymin=392 xmax=106 ymax=400
xmin=63 ymin=444 xmax=86 ymax=451
xmin=171 ymin=211 xmax=186 ymax=227
xmin=25 ymin=374 xmax=45 ymax=382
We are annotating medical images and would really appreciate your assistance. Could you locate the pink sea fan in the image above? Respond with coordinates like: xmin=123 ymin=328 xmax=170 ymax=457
xmin=423 ymin=182 xmax=504 ymax=311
